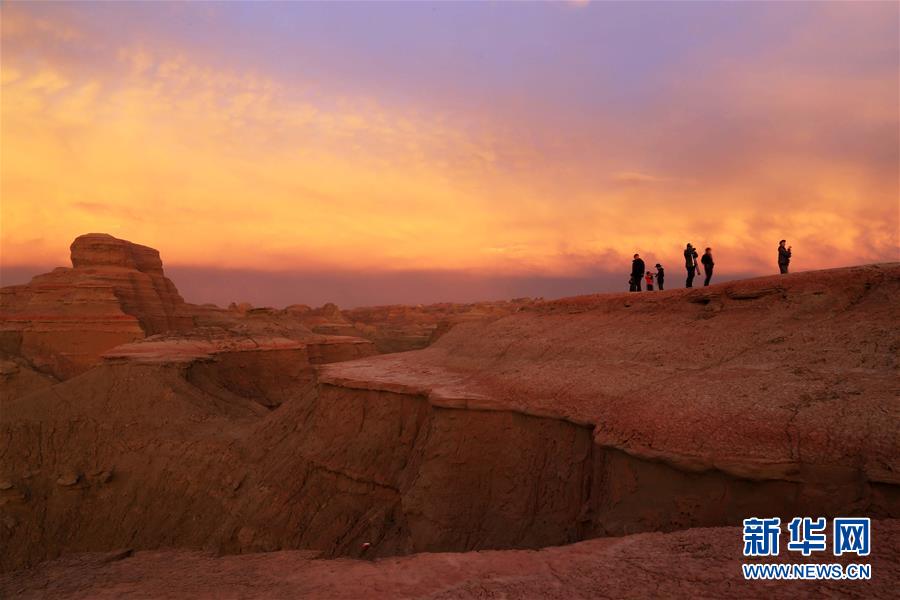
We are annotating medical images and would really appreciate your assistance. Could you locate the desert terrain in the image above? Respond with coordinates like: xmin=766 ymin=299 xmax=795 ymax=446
xmin=1 ymin=234 xmax=898 ymax=598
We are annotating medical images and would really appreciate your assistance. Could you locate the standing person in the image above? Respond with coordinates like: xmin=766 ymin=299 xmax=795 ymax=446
xmin=684 ymin=243 xmax=699 ymax=287
xmin=701 ymin=247 xmax=714 ymax=286
xmin=778 ymin=240 xmax=792 ymax=274
xmin=655 ymin=263 xmax=665 ymax=290
xmin=631 ymin=254 xmax=645 ymax=292
xmin=645 ymin=270 xmax=654 ymax=291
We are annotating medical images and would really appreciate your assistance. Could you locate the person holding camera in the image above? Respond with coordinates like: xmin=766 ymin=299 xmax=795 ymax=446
xmin=684 ymin=243 xmax=699 ymax=287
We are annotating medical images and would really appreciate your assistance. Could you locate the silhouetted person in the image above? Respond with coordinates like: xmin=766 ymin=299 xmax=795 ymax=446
xmin=655 ymin=263 xmax=665 ymax=290
xmin=631 ymin=254 xmax=645 ymax=292
xmin=778 ymin=240 xmax=792 ymax=274
xmin=701 ymin=247 xmax=714 ymax=286
xmin=684 ymin=243 xmax=699 ymax=287
xmin=645 ymin=271 xmax=654 ymax=291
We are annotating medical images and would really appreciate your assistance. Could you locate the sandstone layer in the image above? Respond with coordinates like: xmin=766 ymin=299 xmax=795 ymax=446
xmin=0 ymin=234 xmax=384 ymax=399
xmin=103 ymin=327 xmax=376 ymax=408
xmin=0 ymin=234 xmax=193 ymax=379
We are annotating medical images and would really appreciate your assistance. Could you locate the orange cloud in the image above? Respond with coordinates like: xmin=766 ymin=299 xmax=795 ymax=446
xmin=1 ymin=4 xmax=897 ymax=283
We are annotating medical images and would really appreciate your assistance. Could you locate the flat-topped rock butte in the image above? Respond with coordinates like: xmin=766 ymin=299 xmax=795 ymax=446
xmin=1 ymin=234 xmax=898 ymax=596
xmin=0 ymin=234 xmax=193 ymax=379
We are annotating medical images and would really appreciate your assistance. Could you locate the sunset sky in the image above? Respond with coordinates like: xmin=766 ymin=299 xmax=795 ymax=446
xmin=2 ymin=1 xmax=898 ymax=306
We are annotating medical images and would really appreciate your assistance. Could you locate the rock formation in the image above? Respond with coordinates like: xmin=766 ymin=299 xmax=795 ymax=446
xmin=0 ymin=234 xmax=193 ymax=379
xmin=270 ymin=299 xmax=535 ymax=353
xmin=0 ymin=357 xmax=56 ymax=401
xmin=341 ymin=300 xmax=536 ymax=353
xmin=317 ymin=264 xmax=900 ymax=485
xmin=207 ymin=298 xmax=534 ymax=354
xmin=104 ymin=327 xmax=375 ymax=408
xmin=1 ymin=262 xmax=897 ymax=577
xmin=0 ymin=233 xmax=383 ymax=394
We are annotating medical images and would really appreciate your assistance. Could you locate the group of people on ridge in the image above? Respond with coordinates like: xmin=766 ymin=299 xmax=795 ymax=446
xmin=628 ymin=256 xmax=664 ymax=292
xmin=629 ymin=240 xmax=793 ymax=292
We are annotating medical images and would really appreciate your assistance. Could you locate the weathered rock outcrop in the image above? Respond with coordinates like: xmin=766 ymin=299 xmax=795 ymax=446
xmin=103 ymin=327 xmax=376 ymax=408
xmin=0 ymin=358 xmax=56 ymax=402
xmin=0 ymin=234 xmax=193 ymax=379
xmin=1 ymin=264 xmax=896 ymax=573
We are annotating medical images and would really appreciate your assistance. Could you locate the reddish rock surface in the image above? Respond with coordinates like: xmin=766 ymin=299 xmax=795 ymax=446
xmin=2 ymin=522 xmax=897 ymax=599
xmin=1 ymin=262 xmax=896 ymax=578
xmin=0 ymin=357 xmax=56 ymax=401
xmin=318 ymin=264 xmax=900 ymax=484
xmin=103 ymin=327 xmax=376 ymax=408
xmin=0 ymin=234 xmax=193 ymax=379
xmin=0 ymin=233 xmax=383 ymax=395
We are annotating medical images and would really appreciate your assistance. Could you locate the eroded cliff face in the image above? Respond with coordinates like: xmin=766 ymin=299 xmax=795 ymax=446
xmin=233 ymin=385 xmax=593 ymax=556
xmin=1 ymin=264 xmax=898 ymax=573
xmin=2 ymin=371 xmax=896 ymax=571
xmin=0 ymin=234 xmax=193 ymax=379
xmin=67 ymin=233 xmax=191 ymax=336
xmin=234 ymin=381 xmax=897 ymax=558
xmin=103 ymin=329 xmax=376 ymax=409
